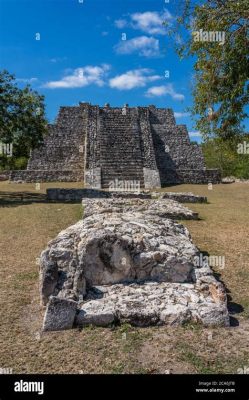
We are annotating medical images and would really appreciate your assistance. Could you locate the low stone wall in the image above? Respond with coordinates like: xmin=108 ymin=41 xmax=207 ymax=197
xmin=204 ymin=169 xmax=222 ymax=183
xmin=47 ymin=188 xmax=110 ymax=202
xmin=0 ymin=170 xmax=10 ymax=181
xmin=161 ymin=192 xmax=207 ymax=203
xmin=47 ymin=188 xmax=152 ymax=202
xmin=111 ymin=192 xmax=151 ymax=199
xmin=10 ymin=170 xmax=84 ymax=183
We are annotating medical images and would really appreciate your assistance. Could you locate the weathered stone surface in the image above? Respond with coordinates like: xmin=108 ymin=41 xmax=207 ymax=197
xmin=10 ymin=170 xmax=84 ymax=183
xmin=222 ymin=177 xmax=235 ymax=184
xmin=46 ymin=188 xmax=152 ymax=202
xmin=111 ymin=192 xmax=152 ymax=199
xmin=39 ymin=256 xmax=59 ymax=306
xmin=82 ymin=198 xmax=198 ymax=220
xmin=143 ymin=167 xmax=161 ymax=189
xmin=234 ymin=178 xmax=249 ymax=183
xmin=75 ymin=277 xmax=229 ymax=328
xmin=76 ymin=301 xmax=116 ymax=327
xmin=39 ymin=212 xmax=199 ymax=305
xmin=161 ymin=192 xmax=207 ymax=203
xmin=42 ymin=296 xmax=77 ymax=331
xmin=47 ymin=188 xmax=110 ymax=202
xmin=0 ymin=171 xmax=9 ymax=181
xmin=40 ymin=198 xmax=229 ymax=330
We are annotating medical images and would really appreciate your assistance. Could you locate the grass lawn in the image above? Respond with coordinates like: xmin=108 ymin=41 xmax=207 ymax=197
xmin=0 ymin=181 xmax=248 ymax=374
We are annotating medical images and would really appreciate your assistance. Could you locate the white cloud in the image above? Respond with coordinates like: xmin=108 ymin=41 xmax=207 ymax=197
xmin=189 ymin=131 xmax=202 ymax=137
xmin=146 ymin=84 xmax=185 ymax=101
xmin=109 ymin=68 xmax=161 ymax=90
xmin=114 ymin=36 xmax=160 ymax=57
xmin=114 ymin=19 xmax=127 ymax=29
xmin=114 ymin=11 xmax=173 ymax=35
xmin=146 ymin=86 xmax=168 ymax=96
xmin=174 ymin=112 xmax=190 ymax=118
xmin=16 ymin=77 xmax=38 ymax=83
xmin=130 ymin=11 xmax=172 ymax=35
xmin=43 ymin=65 xmax=111 ymax=89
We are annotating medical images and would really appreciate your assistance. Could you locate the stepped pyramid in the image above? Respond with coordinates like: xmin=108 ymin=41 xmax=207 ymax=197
xmin=10 ymin=103 xmax=220 ymax=187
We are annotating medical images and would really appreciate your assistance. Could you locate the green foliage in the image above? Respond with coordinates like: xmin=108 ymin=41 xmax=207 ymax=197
xmin=202 ymin=134 xmax=249 ymax=178
xmin=168 ymin=0 xmax=249 ymax=139
xmin=13 ymin=156 xmax=28 ymax=170
xmin=0 ymin=70 xmax=48 ymax=169
xmin=0 ymin=155 xmax=28 ymax=171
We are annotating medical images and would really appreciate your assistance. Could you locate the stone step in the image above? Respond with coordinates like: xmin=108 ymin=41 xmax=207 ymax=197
xmin=101 ymin=175 xmax=144 ymax=180
xmin=101 ymin=173 xmax=144 ymax=177
xmin=100 ymin=164 xmax=143 ymax=168
xmin=101 ymin=176 xmax=144 ymax=180
xmin=100 ymin=158 xmax=143 ymax=162
xmin=100 ymin=137 xmax=139 ymax=141
xmin=101 ymin=164 xmax=144 ymax=169
xmin=101 ymin=182 xmax=145 ymax=189
xmin=101 ymin=164 xmax=143 ymax=168
xmin=101 ymin=172 xmax=144 ymax=177
xmin=101 ymin=176 xmax=144 ymax=181
xmin=102 ymin=127 xmax=137 ymax=130
xmin=101 ymin=169 xmax=144 ymax=174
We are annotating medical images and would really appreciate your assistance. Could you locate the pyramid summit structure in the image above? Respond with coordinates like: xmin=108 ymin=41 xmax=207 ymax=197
xmin=10 ymin=103 xmax=220 ymax=187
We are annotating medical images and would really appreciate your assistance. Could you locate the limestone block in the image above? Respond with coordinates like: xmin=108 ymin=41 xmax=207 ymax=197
xmin=42 ymin=297 xmax=77 ymax=331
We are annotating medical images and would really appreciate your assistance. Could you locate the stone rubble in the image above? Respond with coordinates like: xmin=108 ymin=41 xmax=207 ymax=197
xmin=40 ymin=211 xmax=199 ymax=306
xmin=43 ymin=297 xmax=77 ymax=331
xmin=46 ymin=188 xmax=152 ymax=202
xmin=160 ymin=192 xmax=207 ymax=203
xmin=221 ymin=177 xmax=235 ymax=184
xmin=76 ymin=278 xmax=229 ymax=328
xmin=82 ymin=198 xmax=199 ymax=220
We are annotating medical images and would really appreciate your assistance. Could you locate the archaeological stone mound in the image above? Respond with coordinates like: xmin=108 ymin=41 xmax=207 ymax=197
xmin=39 ymin=197 xmax=229 ymax=331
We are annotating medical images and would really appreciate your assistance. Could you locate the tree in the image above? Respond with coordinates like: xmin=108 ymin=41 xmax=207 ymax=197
xmin=167 ymin=0 xmax=249 ymax=140
xmin=202 ymin=134 xmax=249 ymax=178
xmin=0 ymin=70 xmax=48 ymax=169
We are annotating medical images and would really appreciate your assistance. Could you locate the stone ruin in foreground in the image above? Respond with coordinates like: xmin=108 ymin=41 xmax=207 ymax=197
xmin=10 ymin=103 xmax=220 ymax=187
xmin=40 ymin=193 xmax=229 ymax=331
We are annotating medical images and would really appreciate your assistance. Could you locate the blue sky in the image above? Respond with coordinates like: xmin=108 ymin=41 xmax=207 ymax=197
xmin=1 ymin=0 xmax=246 ymax=142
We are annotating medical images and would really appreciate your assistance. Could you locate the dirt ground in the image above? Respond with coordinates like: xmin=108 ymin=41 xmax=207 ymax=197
xmin=0 ymin=181 xmax=248 ymax=374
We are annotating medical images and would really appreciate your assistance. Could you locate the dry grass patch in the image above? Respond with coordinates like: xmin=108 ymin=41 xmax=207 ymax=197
xmin=0 ymin=181 xmax=248 ymax=373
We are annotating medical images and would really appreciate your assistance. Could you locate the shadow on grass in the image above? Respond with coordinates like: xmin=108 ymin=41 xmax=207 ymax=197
xmin=0 ymin=191 xmax=46 ymax=207
xmin=198 ymin=249 xmax=244 ymax=327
